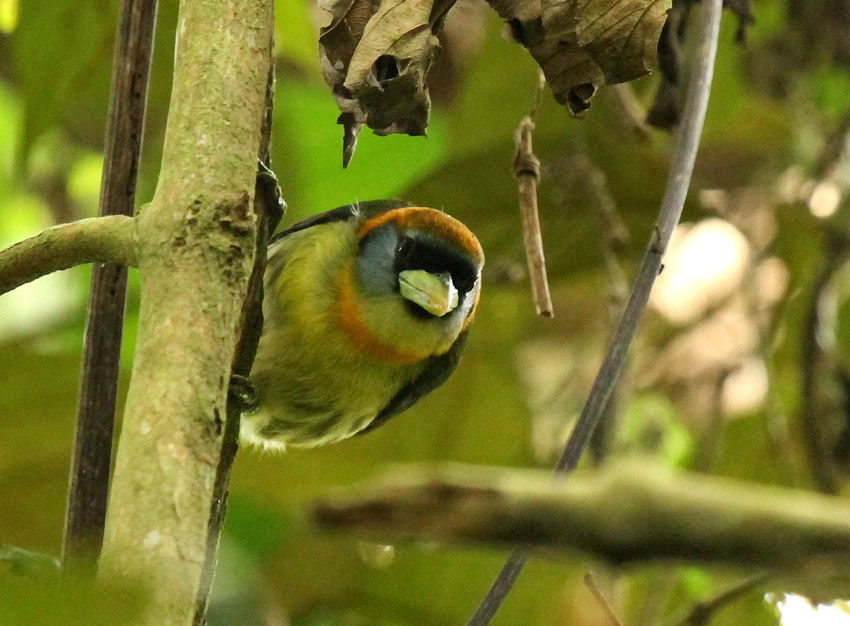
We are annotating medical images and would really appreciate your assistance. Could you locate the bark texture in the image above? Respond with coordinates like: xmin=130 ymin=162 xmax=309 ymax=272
xmin=97 ymin=1 xmax=273 ymax=624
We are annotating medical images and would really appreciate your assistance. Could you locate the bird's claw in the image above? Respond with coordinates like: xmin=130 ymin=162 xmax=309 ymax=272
xmin=229 ymin=374 xmax=261 ymax=414
xmin=256 ymin=159 xmax=286 ymax=231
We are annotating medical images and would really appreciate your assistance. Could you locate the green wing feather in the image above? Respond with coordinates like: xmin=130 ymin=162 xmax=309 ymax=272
xmin=271 ymin=199 xmax=411 ymax=242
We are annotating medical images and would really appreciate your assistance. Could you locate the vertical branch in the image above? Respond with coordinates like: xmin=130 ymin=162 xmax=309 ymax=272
xmin=192 ymin=33 xmax=280 ymax=625
xmin=515 ymin=70 xmax=554 ymax=317
xmin=62 ymin=0 xmax=158 ymax=573
xmin=465 ymin=1 xmax=723 ymax=624
xmin=97 ymin=0 xmax=273 ymax=623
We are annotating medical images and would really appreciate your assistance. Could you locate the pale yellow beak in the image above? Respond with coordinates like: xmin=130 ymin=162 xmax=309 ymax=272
xmin=399 ymin=270 xmax=459 ymax=317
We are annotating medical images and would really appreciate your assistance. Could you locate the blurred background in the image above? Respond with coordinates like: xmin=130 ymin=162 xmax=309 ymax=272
xmin=2 ymin=0 xmax=850 ymax=624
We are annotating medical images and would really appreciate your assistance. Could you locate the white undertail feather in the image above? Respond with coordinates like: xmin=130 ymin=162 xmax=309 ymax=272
xmin=240 ymin=414 xmax=287 ymax=453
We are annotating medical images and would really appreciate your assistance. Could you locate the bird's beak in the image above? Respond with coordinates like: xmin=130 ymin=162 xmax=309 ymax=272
xmin=398 ymin=270 xmax=459 ymax=317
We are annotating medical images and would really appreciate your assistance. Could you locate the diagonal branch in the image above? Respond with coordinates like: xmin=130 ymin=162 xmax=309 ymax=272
xmin=465 ymin=1 xmax=724 ymax=624
xmin=584 ymin=572 xmax=625 ymax=626
xmin=0 ymin=216 xmax=137 ymax=296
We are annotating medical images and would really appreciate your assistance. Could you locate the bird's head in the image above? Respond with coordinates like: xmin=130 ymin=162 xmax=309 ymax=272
xmin=344 ymin=206 xmax=484 ymax=361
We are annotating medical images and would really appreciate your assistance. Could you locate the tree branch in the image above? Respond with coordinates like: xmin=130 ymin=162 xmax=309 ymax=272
xmin=465 ymin=0 xmax=724 ymax=623
xmin=192 ymin=30 xmax=279 ymax=626
xmin=0 ymin=216 xmax=137 ymax=296
xmin=96 ymin=0 xmax=274 ymax=623
xmin=63 ymin=0 xmax=159 ymax=574
xmin=313 ymin=462 xmax=850 ymax=576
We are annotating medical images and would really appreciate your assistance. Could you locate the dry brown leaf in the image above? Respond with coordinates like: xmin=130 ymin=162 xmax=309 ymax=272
xmin=318 ymin=0 xmax=669 ymax=163
xmin=319 ymin=0 xmax=455 ymax=166
xmin=496 ymin=0 xmax=672 ymax=115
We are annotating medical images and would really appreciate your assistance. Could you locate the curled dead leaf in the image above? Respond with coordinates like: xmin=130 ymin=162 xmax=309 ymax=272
xmin=319 ymin=0 xmax=456 ymax=166
xmin=496 ymin=0 xmax=672 ymax=116
xmin=318 ymin=0 xmax=670 ymax=163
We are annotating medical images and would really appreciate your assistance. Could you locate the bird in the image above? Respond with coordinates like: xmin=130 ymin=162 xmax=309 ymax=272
xmin=239 ymin=199 xmax=484 ymax=450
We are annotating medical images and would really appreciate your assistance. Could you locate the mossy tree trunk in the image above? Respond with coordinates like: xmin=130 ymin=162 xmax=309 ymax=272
xmin=96 ymin=1 xmax=274 ymax=624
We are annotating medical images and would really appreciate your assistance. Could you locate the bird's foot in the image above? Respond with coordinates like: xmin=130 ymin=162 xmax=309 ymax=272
xmin=256 ymin=159 xmax=286 ymax=231
xmin=229 ymin=374 xmax=260 ymax=414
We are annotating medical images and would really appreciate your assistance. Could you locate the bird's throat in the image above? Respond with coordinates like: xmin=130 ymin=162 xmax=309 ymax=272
xmin=336 ymin=262 xmax=452 ymax=365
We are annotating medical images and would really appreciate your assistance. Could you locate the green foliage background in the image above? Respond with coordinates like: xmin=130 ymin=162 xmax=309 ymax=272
xmin=2 ymin=0 xmax=850 ymax=624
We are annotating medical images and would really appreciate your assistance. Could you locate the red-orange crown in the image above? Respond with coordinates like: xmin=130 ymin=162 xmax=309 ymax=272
xmin=357 ymin=207 xmax=485 ymax=267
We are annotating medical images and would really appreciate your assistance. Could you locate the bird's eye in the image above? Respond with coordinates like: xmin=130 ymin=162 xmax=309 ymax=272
xmin=395 ymin=237 xmax=414 ymax=261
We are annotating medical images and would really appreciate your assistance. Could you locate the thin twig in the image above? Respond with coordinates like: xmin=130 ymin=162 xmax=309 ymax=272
xmin=694 ymin=368 xmax=733 ymax=473
xmin=62 ymin=0 xmax=158 ymax=574
xmin=514 ymin=71 xmax=554 ymax=317
xmin=585 ymin=572 xmax=625 ymax=626
xmin=515 ymin=117 xmax=554 ymax=317
xmin=465 ymin=1 xmax=723 ymax=623
xmin=668 ymin=573 xmax=772 ymax=626
xmin=0 ymin=216 xmax=137 ymax=296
